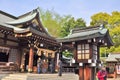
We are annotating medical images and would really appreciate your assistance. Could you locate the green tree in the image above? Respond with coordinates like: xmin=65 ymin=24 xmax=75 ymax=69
xmin=90 ymin=11 xmax=120 ymax=55
xmin=39 ymin=8 xmax=86 ymax=38
xmin=39 ymin=9 xmax=62 ymax=37
xmin=108 ymin=11 xmax=120 ymax=26
xmin=60 ymin=16 xmax=86 ymax=37
xmin=90 ymin=12 xmax=110 ymax=26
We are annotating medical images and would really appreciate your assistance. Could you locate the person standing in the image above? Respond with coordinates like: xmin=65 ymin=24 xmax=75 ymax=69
xmin=50 ymin=59 xmax=54 ymax=73
xmin=37 ymin=58 xmax=42 ymax=74
xmin=58 ymin=59 xmax=62 ymax=76
xmin=97 ymin=66 xmax=107 ymax=80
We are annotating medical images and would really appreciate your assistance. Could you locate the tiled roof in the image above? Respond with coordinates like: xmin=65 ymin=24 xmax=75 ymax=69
xmin=58 ymin=26 xmax=107 ymax=42
xmin=57 ymin=26 xmax=113 ymax=47
xmin=0 ymin=10 xmax=17 ymax=19
xmin=66 ymin=26 xmax=107 ymax=39
xmin=6 ymin=12 xmax=37 ymax=25
xmin=106 ymin=53 xmax=120 ymax=62
xmin=0 ymin=8 xmax=57 ymax=42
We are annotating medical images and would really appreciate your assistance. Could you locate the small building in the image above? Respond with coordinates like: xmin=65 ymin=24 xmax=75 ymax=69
xmin=58 ymin=26 xmax=113 ymax=80
xmin=106 ymin=53 xmax=120 ymax=78
xmin=0 ymin=8 xmax=60 ymax=73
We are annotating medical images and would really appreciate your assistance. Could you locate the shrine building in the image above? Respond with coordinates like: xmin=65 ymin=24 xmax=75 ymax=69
xmin=0 ymin=8 xmax=60 ymax=73
xmin=58 ymin=26 xmax=113 ymax=80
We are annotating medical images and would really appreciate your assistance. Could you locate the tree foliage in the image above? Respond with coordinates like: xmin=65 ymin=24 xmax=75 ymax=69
xmin=39 ymin=9 xmax=62 ymax=37
xmin=60 ymin=16 xmax=86 ymax=37
xmin=38 ymin=8 xmax=86 ymax=57
xmin=90 ymin=11 xmax=120 ymax=55
xmin=39 ymin=8 xmax=86 ymax=38
xmin=90 ymin=12 xmax=110 ymax=26
xmin=108 ymin=11 xmax=120 ymax=26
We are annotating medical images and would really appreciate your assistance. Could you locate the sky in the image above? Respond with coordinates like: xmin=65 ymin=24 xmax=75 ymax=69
xmin=0 ymin=0 xmax=120 ymax=25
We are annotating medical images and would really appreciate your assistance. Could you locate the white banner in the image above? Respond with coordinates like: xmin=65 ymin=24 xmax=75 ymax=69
xmin=116 ymin=65 xmax=120 ymax=74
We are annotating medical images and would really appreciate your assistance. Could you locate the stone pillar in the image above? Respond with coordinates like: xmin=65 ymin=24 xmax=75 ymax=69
xmin=28 ymin=47 xmax=34 ymax=72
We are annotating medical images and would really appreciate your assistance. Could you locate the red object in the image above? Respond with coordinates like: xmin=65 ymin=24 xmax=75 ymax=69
xmin=97 ymin=70 xmax=107 ymax=80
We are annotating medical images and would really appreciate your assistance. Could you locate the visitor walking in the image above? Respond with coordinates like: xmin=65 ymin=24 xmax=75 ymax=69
xmin=50 ymin=59 xmax=54 ymax=73
xmin=58 ymin=59 xmax=62 ymax=76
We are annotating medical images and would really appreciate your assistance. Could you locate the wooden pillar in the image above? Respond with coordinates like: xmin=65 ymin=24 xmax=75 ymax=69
xmin=72 ymin=43 xmax=77 ymax=63
xmin=73 ymin=47 xmax=77 ymax=62
xmin=85 ymin=65 xmax=91 ymax=80
xmin=84 ymin=65 xmax=88 ymax=80
xmin=79 ymin=65 xmax=94 ymax=80
xmin=28 ymin=47 xmax=34 ymax=72
xmin=79 ymin=66 xmax=84 ymax=80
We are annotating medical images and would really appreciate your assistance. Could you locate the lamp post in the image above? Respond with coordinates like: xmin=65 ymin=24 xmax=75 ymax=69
xmin=58 ymin=43 xmax=63 ymax=76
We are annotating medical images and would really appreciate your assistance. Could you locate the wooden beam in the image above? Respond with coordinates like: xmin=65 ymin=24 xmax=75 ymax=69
xmin=0 ymin=37 xmax=18 ymax=43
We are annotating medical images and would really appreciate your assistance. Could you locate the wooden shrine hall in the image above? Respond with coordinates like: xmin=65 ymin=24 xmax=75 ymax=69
xmin=58 ymin=26 xmax=113 ymax=80
xmin=0 ymin=8 xmax=60 ymax=73
xmin=0 ymin=7 xmax=114 ymax=80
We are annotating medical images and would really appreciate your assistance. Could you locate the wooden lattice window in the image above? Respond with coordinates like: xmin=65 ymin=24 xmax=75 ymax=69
xmin=77 ymin=44 xmax=90 ymax=59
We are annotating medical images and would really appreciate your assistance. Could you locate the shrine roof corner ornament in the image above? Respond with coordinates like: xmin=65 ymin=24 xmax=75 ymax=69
xmin=58 ymin=26 xmax=113 ymax=47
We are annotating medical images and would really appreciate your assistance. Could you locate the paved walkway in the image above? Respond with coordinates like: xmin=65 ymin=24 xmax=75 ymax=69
xmin=0 ymin=73 xmax=120 ymax=80
xmin=0 ymin=73 xmax=79 ymax=80
xmin=27 ymin=73 xmax=79 ymax=80
xmin=108 ymin=78 xmax=120 ymax=80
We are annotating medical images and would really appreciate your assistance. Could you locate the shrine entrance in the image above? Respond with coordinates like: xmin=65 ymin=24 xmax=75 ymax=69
xmin=0 ymin=52 xmax=9 ymax=62
xmin=24 ymin=53 xmax=39 ymax=72
xmin=24 ymin=49 xmax=55 ymax=73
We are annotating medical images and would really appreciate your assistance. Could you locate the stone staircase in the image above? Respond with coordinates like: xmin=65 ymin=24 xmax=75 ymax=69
xmin=1 ymin=73 xmax=79 ymax=80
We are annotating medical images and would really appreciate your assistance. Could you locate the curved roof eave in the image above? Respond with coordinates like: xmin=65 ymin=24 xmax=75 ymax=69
xmin=0 ymin=22 xmax=21 ymax=31
xmin=58 ymin=28 xmax=107 ymax=43
xmin=58 ymin=33 xmax=104 ymax=43
xmin=6 ymin=12 xmax=37 ymax=25
xmin=106 ymin=31 xmax=114 ymax=46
